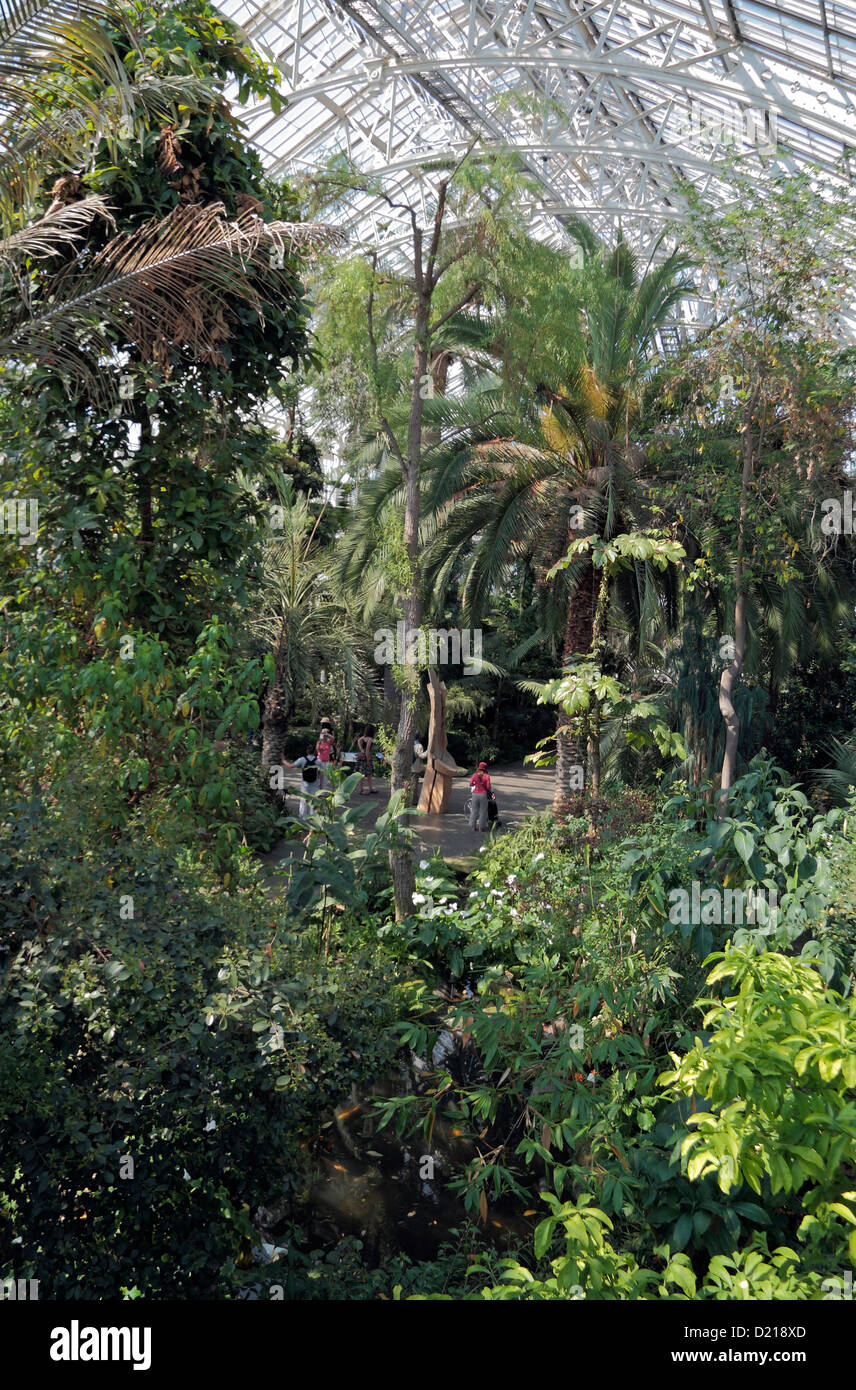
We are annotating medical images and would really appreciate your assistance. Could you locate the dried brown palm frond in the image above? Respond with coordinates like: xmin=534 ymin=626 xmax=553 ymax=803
xmin=1 ymin=200 xmax=343 ymax=393
xmin=156 ymin=124 xmax=182 ymax=179
xmin=0 ymin=190 xmax=112 ymax=258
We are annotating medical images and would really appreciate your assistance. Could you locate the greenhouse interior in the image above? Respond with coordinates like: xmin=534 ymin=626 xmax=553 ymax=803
xmin=4 ymin=0 xmax=856 ymax=1333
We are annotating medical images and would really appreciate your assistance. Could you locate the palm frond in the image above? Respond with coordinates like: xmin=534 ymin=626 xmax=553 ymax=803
xmin=0 ymin=0 xmax=136 ymax=137
xmin=0 ymin=191 xmax=112 ymax=258
xmin=2 ymin=201 xmax=341 ymax=392
xmin=0 ymin=73 xmax=216 ymax=222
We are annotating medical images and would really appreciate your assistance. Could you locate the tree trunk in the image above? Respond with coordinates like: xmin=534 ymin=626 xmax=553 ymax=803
xmin=389 ymin=306 xmax=429 ymax=920
xmin=418 ymin=668 xmax=458 ymax=813
xmin=261 ymin=680 xmax=289 ymax=769
xmin=587 ymin=723 xmax=601 ymax=800
xmin=763 ymin=669 xmax=779 ymax=746
xmin=586 ymin=564 xmax=611 ymax=805
xmin=552 ymin=561 xmax=596 ymax=817
xmin=717 ymin=429 xmax=753 ymax=818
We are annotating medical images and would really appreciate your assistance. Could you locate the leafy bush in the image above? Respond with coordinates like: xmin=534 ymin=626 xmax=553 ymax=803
xmin=622 ymin=756 xmax=846 ymax=973
xmin=660 ymin=945 xmax=856 ymax=1246
xmin=219 ymin=745 xmax=285 ymax=852
xmin=461 ymin=1196 xmax=834 ymax=1301
xmin=0 ymin=786 xmax=401 ymax=1298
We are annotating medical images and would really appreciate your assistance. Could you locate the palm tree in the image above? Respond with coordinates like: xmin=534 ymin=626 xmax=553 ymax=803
xmin=250 ymin=482 xmax=378 ymax=769
xmin=343 ymin=234 xmax=695 ymax=812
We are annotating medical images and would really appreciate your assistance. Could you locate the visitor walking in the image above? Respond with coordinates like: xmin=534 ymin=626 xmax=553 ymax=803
xmin=284 ymin=745 xmax=321 ymax=817
xmin=469 ymin=760 xmax=492 ymax=832
xmin=316 ymin=725 xmax=334 ymax=789
xmin=356 ymin=723 xmax=377 ymax=795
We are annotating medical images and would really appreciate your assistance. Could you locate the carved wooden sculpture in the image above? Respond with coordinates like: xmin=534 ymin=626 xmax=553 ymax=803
xmin=418 ymin=668 xmax=459 ymax=813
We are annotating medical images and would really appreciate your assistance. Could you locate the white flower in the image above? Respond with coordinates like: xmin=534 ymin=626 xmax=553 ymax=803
xmin=478 ymin=846 xmax=486 ymax=853
xmin=204 ymin=1119 xmax=216 ymax=1132
xmin=469 ymin=891 xmax=478 ymax=898
xmin=510 ymin=908 xmax=518 ymax=917
xmin=419 ymin=859 xmax=430 ymax=870
xmin=533 ymin=852 xmax=545 ymax=863
xmin=739 ymin=1279 xmax=749 ymax=1290
xmin=412 ymin=892 xmax=427 ymax=905
xmin=506 ymin=873 xmax=517 ymax=884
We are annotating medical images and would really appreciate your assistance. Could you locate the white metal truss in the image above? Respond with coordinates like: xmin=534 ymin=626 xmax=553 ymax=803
xmin=220 ymin=0 xmax=856 ymax=332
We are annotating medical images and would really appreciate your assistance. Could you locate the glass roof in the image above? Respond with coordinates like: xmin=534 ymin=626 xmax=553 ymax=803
xmin=220 ymin=0 xmax=856 ymax=330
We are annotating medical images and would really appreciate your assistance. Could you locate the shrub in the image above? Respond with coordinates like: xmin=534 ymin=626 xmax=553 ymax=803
xmin=0 ymin=787 xmax=400 ymax=1298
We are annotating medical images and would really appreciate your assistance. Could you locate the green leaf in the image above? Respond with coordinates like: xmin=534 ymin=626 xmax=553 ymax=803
xmin=672 ymin=1213 xmax=693 ymax=1251
xmin=533 ymin=1217 xmax=555 ymax=1259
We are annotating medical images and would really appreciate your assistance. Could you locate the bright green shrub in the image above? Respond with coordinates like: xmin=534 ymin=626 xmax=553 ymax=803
xmin=660 ymin=945 xmax=856 ymax=1247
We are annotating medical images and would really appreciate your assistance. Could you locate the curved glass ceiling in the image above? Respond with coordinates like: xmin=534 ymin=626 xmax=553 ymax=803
xmin=221 ymin=0 xmax=856 ymax=333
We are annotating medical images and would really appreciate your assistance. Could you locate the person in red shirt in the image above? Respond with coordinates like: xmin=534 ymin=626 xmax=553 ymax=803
xmin=316 ymin=725 xmax=334 ymax=789
xmin=469 ymin=761 xmax=492 ymax=832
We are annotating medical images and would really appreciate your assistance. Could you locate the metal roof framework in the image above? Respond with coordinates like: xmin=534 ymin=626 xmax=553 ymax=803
xmin=220 ymin=0 xmax=856 ymax=337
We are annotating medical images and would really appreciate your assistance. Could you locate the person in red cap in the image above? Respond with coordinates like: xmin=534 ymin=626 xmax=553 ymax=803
xmin=469 ymin=761 xmax=492 ymax=832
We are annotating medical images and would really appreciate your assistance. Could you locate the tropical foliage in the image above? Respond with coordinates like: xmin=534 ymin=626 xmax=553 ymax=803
xmin=2 ymin=0 xmax=856 ymax=1313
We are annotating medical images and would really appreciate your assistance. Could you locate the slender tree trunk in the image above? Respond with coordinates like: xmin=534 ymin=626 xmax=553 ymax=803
xmin=552 ymin=562 xmax=596 ymax=817
xmin=382 ymin=663 xmax=398 ymax=728
xmin=717 ymin=429 xmax=753 ymax=818
xmin=389 ymin=307 xmax=429 ymax=920
xmin=138 ymin=474 xmax=153 ymax=548
xmin=763 ymin=669 xmax=779 ymax=746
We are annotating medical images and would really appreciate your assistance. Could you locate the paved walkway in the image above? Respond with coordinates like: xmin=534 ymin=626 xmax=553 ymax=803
xmin=406 ymin=761 xmax=554 ymax=862
xmin=261 ymin=762 xmax=555 ymax=888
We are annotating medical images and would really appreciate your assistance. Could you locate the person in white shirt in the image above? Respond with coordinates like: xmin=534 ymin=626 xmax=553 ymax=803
xmin=284 ymin=745 xmax=321 ymax=816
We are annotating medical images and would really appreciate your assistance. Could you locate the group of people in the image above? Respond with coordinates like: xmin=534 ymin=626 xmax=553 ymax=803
xmin=283 ymin=721 xmax=378 ymax=815
xmin=283 ymin=723 xmax=497 ymax=833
